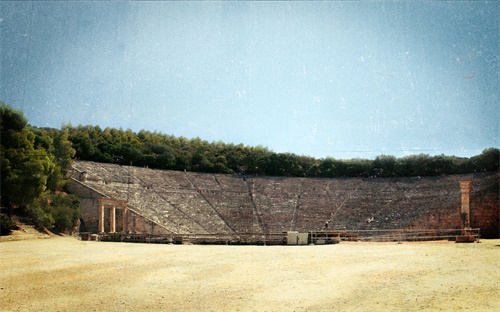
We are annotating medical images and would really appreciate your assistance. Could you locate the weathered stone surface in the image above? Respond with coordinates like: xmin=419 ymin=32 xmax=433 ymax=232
xmin=69 ymin=161 xmax=499 ymax=238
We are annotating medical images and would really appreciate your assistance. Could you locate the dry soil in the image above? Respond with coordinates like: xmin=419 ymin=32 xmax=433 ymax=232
xmin=1 ymin=237 xmax=499 ymax=312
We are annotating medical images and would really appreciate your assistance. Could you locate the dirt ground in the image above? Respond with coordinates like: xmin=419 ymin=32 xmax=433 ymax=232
xmin=1 ymin=237 xmax=499 ymax=312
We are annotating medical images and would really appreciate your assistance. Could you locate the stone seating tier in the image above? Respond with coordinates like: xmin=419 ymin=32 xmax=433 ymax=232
xmin=70 ymin=161 xmax=499 ymax=236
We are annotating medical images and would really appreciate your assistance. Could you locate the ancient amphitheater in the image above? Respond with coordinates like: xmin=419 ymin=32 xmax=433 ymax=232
xmin=68 ymin=161 xmax=499 ymax=242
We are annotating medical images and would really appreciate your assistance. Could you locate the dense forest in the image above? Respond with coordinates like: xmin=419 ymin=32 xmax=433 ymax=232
xmin=65 ymin=124 xmax=498 ymax=178
xmin=1 ymin=102 xmax=498 ymax=234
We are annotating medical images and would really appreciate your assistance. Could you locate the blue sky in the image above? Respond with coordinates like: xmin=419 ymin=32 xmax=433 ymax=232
xmin=1 ymin=1 xmax=498 ymax=159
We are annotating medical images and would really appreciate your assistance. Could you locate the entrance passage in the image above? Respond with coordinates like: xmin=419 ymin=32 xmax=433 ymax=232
xmin=98 ymin=198 xmax=127 ymax=233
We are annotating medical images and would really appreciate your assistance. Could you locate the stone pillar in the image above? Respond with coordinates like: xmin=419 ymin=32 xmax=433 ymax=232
xmin=122 ymin=208 xmax=127 ymax=233
xmin=110 ymin=206 xmax=116 ymax=233
xmin=459 ymin=180 xmax=472 ymax=229
xmin=98 ymin=205 xmax=105 ymax=233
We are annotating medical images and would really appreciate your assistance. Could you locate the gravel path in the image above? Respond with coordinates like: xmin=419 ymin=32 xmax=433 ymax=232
xmin=1 ymin=237 xmax=499 ymax=311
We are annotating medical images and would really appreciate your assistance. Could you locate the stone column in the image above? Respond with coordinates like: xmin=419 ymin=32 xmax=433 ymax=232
xmin=110 ymin=206 xmax=116 ymax=233
xmin=459 ymin=180 xmax=472 ymax=229
xmin=98 ymin=205 xmax=105 ymax=233
xmin=122 ymin=208 xmax=127 ymax=233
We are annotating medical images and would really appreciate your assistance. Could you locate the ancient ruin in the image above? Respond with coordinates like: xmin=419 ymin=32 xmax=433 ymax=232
xmin=68 ymin=161 xmax=499 ymax=243
xmin=459 ymin=180 xmax=472 ymax=229
xmin=98 ymin=198 xmax=127 ymax=233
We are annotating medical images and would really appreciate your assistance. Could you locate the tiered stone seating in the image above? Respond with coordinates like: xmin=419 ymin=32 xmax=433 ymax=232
xmin=243 ymin=177 xmax=296 ymax=233
xmin=253 ymin=195 xmax=297 ymax=233
xmin=202 ymin=192 xmax=259 ymax=233
xmin=72 ymin=161 xmax=135 ymax=185
xmin=157 ymin=190 xmax=234 ymax=234
xmin=109 ymin=183 xmax=207 ymax=234
xmin=328 ymin=177 xmax=462 ymax=231
xmin=70 ymin=161 xmax=499 ymax=237
xmin=74 ymin=173 xmax=205 ymax=233
xmin=161 ymin=170 xmax=194 ymax=189
xmin=301 ymin=178 xmax=329 ymax=196
xmin=212 ymin=174 xmax=248 ymax=193
xmin=124 ymin=166 xmax=163 ymax=187
xmin=294 ymin=196 xmax=333 ymax=231
xmin=98 ymin=163 xmax=132 ymax=183
xmin=71 ymin=161 xmax=101 ymax=181
xmin=276 ymin=177 xmax=303 ymax=195
xmin=251 ymin=177 xmax=296 ymax=197
xmin=184 ymin=172 xmax=220 ymax=191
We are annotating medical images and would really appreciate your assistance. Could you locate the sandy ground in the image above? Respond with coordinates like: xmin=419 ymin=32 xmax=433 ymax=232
xmin=1 ymin=237 xmax=499 ymax=312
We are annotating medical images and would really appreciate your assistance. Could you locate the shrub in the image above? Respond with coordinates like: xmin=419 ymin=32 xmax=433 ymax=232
xmin=51 ymin=194 xmax=81 ymax=232
xmin=0 ymin=213 xmax=17 ymax=235
xmin=25 ymin=193 xmax=81 ymax=233
xmin=26 ymin=200 xmax=54 ymax=230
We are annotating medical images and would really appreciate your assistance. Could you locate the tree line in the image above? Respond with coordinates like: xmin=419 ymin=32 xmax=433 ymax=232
xmin=65 ymin=124 xmax=498 ymax=178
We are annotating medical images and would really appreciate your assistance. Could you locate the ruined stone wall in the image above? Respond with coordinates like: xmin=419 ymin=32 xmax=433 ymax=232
xmin=66 ymin=178 xmax=103 ymax=232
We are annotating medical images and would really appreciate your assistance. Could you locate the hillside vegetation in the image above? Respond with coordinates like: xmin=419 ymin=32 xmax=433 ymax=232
xmin=65 ymin=125 xmax=498 ymax=178
xmin=1 ymin=103 xmax=80 ymax=234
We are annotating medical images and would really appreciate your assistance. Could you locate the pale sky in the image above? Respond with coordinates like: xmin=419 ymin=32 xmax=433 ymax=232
xmin=1 ymin=1 xmax=498 ymax=159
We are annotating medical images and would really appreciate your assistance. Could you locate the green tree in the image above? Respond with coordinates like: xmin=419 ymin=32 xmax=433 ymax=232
xmin=51 ymin=193 xmax=81 ymax=232
xmin=52 ymin=128 xmax=76 ymax=173
xmin=470 ymin=148 xmax=499 ymax=172
xmin=346 ymin=158 xmax=373 ymax=177
xmin=307 ymin=161 xmax=322 ymax=177
xmin=61 ymin=118 xmax=498 ymax=178
xmin=374 ymin=155 xmax=397 ymax=177
xmin=68 ymin=130 xmax=96 ymax=160
xmin=1 ymin=103 xmax=80 ymax=234
xmin=395 ymin=154 xmax=433 ymax=176
xmin=318 ymin=158 xmax=336 ymax=177
xmin=1 ymin=103 xmax=55 ymax=213
xmin=32 ymin=127 xmax=76 ymax=191
xmin=428 ymin=154 xmax=454 ymax=175
xmin=25 ymin=197 xmax=55 ymax=230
